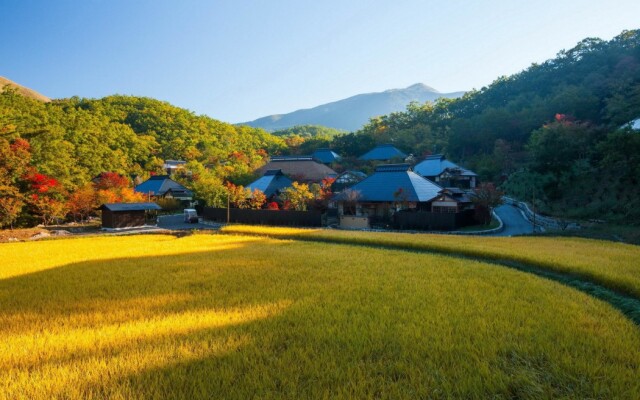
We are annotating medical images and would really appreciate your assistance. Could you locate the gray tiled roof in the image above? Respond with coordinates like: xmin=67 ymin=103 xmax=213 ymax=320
xmin=359 ymin=144 xmax=407 ymax=161
xmin=413 ymin=154 xmax=477 ymax=177
xmin=257 ymin=159 xmax=337 ymax=182
xmin=334 ymin=164 xmax=441 ymax=202
xmin=246 ymin=170 xmax=293 ymax=197
xmin=135 ymin=176 xmax=193 ymax=196
xmin=99 ymin=202 xmax=162 ymax=211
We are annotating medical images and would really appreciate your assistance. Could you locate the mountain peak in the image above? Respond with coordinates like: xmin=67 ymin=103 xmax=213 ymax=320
xmin=406 ymin=83 xmax=439 ymax=92
xmin=243 ymin=84 xmax=464 ymax=131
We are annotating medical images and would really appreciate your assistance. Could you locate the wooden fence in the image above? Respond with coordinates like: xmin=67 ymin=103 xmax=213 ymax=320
xmin=203 ymin=207 xmax=322 ymax=227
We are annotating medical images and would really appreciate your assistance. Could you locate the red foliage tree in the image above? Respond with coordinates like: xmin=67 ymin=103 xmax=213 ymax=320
xmin=94 ymin=172 xmax=130 ymax=191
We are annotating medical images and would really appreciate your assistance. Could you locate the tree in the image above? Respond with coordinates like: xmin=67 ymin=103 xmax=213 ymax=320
xmin=66 ymin=183 xmax=97 ymax=222
xmin=226 ymin=183 xmax=251 ymax=209
xmin=280 ymin=182 xmax=314 ymax=211
xmin=248 ymin=189 xmax=267 ymax=210
xmin=29 ymin=194 xmax=69 ymax=226
xmin=0 ymin=183 xmax=24 ymax=229
xmin=309 ymin=177 xmax=335 ymax=211
xmin=341 ymin=188 xmax=362 ymax=215
xmin=472 ymin=183 xmax=504 ymax=225
xmin=25 ymin=172 xmax=68 ymax=226
xmin=94 ymin=172 xmax=130 ymax=191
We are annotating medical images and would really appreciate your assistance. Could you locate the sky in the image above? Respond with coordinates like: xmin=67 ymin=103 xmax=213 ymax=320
xmin=1 ymin=1 xmax=639 ymax=123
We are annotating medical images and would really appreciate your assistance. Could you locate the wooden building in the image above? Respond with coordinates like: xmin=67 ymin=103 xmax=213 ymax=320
xmin=99 ymin=202 xmax=162 ymax=229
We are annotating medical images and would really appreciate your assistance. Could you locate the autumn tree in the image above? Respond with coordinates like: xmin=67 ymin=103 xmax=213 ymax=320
xmin=0 ymin=183 xmax=24 ymax=229
xmin=67 ymin=183 xmax=97 ymax=222
xmin=0 ymin=138 xmax=32 ymax=228
xmin=280 ymin=182 xmax=314 ymax=211
xmin=25 ymin=172 xmax=68 ymax=225
xmin=93 ymin=172 xmax=145 ymax=205
xmin=226 ymin=183 xmax=251 ymax=209
xmin=248 ymin=189 xmax=267 ymax=209
xmin=309 ymin=177 xmax=335 ymax=211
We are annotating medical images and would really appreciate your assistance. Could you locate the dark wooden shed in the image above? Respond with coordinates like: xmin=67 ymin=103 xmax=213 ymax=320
xmin=99 ymin=202 xmax=162 ymax=229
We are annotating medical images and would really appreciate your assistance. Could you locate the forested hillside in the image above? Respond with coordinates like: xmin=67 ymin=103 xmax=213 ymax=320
xmin=0 ymin=91 xmax=285 ymax=227
xmin=332 ymin=30 xmax=640 ymax=223
xmin=270 ymin=125 xmax=345 ymax=155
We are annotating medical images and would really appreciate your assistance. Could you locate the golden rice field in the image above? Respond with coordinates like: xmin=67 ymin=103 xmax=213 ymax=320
xmin=1 ymin=233 xmax=639 ymax=399
xmin=221 ymin=225 xmax=640 ymax=299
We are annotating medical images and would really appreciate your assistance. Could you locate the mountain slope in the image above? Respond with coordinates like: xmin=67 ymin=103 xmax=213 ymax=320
xmin=242 ymin=83 xmax=464 ymax=132
xmin=0 ymin=76 xmax=51 ymax=102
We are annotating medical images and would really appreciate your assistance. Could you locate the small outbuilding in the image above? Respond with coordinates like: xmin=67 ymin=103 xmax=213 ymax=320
xmin=99 ymin=202 xmax=162 ymax=229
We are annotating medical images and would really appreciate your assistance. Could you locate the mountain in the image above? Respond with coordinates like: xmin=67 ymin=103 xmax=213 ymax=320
xmin=0 ymin=76 xmax=51 ymax=102
xmin=242 ymin=83 xmax=464 ymax=132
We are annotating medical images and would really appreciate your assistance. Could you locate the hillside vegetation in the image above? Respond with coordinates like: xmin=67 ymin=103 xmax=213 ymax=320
xmin=0 ymin=91 xmax=286 ymax=226
xmin=332 ymin=30 xmax=640 ymax=223
xmin=1 ymin=233 xmax=639 ymax=399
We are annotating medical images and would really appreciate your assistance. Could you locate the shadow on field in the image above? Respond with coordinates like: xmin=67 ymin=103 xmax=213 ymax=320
xmin=0 ymin=239 xmax=302 ymax=398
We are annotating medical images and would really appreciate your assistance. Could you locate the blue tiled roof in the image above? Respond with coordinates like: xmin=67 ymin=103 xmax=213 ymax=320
xmin=359 ymin=144 xmax=407 ymax=161
xmin=246 ymin=170 xmax=293 ymax=197
xmin=413 ymin=154 xmax=477 ymax=177
xmin=334 ymin=164 xmax=441 ymax=202
xmin=135 ymin=176 xmax=192 ymax=196
xmin=312 ymin=148 xmax=341 ymax=164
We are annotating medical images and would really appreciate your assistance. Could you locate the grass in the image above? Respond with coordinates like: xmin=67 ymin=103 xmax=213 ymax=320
xmin=221 ymin=225 xmax=640 ymax=300
xmin=0 ymin=233 xmax=639 ymax=398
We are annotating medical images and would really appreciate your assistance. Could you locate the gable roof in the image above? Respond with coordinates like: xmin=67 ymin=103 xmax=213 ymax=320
xmin=246 ymin=170 xmax=294 ymax=197
xmin=312 ymin=148 xmax=341 ymax=164
xmin=359 ymin=144 xmax=407 ymax=161
xmin=332 ymin=170 xmax=368 ymax=192
xmin=134 ymin=175 xmax=192 ymax=196
xmin=413 ymin=154 xmax=477 ymax=177
xmin=257 ymin=158 xmax=337 ymax=182
xmin=334 ymin=164 xmax=441 ymax=202
xmin=99 ymin=202 xmax=162 ymax=212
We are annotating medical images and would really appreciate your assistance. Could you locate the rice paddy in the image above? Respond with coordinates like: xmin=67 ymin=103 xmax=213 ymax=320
xmin=1 ymin=233 xmax=639 ymax=399
xmin=221 ymin=225 xmax=640 ymax=299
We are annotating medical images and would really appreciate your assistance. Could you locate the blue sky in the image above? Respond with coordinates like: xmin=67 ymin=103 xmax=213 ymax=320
xmin=1 ymin=1 xmax=639 ymax=123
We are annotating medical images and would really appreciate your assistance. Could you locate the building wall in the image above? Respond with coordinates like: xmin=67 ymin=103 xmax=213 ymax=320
xmin=102 ymin=210 xmax=147 ymax=229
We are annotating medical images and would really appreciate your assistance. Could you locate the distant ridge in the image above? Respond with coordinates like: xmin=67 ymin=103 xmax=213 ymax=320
xmin=0 ymin=76 xmax=51 ymax=102
xmin=241 ymin=83 xmax=464 ymax=132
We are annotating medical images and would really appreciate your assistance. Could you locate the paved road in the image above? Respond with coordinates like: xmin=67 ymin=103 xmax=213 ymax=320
xmin=490 ymin=204 xmax=534 ymax=237
xmin=157 ymin=214 xmax=221 ymax=231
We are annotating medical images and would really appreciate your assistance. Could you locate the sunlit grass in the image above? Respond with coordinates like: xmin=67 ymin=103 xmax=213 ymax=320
xmin=1 ymin=233 xmax=639 ymax=398
xmin=221 ymin=225 xmax=640 ymax=298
